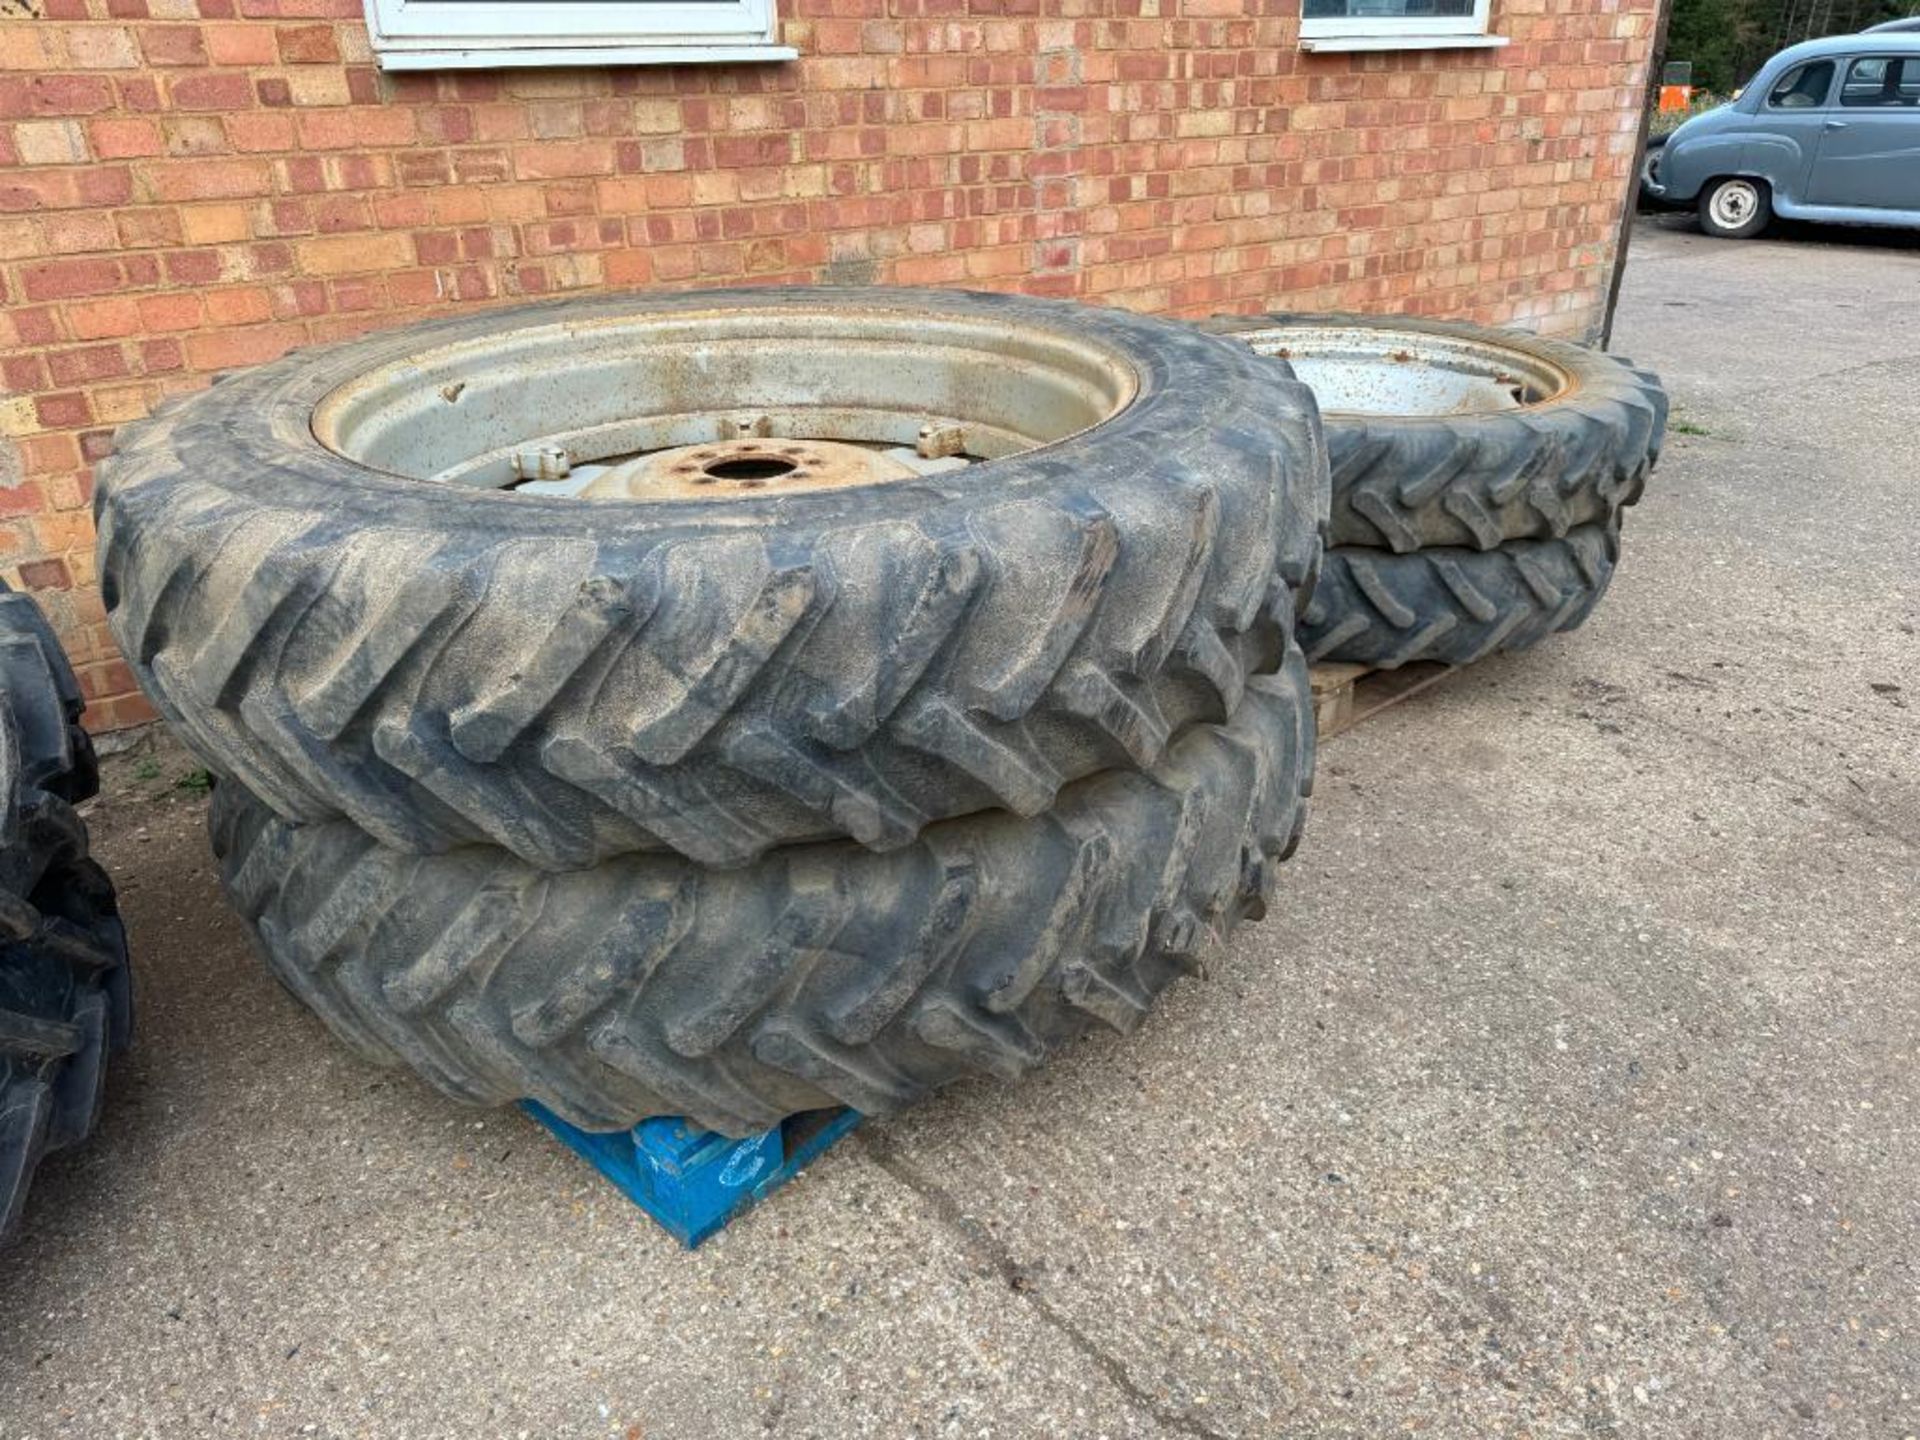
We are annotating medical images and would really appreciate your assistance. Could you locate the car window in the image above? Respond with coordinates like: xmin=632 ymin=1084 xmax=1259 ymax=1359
xmin=1840 ymin=55 xmax=1920 ymax=106
xmin=1768 ymin=59 xmax=1835 ymax=108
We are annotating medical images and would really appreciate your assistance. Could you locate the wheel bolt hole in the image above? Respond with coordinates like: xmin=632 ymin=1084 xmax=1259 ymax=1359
xmin=702 ymin=456 xmax=800 ymax=482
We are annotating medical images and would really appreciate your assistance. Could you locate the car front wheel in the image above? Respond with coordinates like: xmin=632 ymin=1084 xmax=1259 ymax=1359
xmin=1699 ymin=176 xmax=1771 ymax=239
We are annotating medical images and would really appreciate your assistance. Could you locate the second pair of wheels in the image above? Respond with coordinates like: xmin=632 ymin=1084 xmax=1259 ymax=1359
xmin=1204 ymin=312 xmax=1667 ymax=672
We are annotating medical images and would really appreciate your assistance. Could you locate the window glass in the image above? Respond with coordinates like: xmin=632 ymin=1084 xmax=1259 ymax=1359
xmin=361 ymin=0 xmax=788 ymax=69
xmin=1303 ymin=0 xmax=1472 ymax=16
xmin=1841 ymin=56 xmax=1920 ymax=106
xmin=1767 ymin=59 xmax=1835 ymax=108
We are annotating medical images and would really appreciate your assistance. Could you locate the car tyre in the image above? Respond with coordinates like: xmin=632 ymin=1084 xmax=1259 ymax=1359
xmin=1698 ymin=177 xmax=1770 ymax=239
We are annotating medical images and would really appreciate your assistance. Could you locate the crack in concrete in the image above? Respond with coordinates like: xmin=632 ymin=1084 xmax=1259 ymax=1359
xmin=855 ymin=1127 xmax=1232 ymax=1440
xmin=1727 ymin=348 xmax=1920 ymax=401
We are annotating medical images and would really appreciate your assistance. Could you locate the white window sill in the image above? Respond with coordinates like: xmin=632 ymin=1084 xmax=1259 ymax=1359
xmin=374 ymin=42 xmax=797 ymax=69
xmin=1298 ymin=32 xmax=1508 ymax=51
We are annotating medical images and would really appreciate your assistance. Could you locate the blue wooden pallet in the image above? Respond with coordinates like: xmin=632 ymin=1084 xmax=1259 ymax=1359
xmin=522 ymin=1101 xmax=863 ymax=1248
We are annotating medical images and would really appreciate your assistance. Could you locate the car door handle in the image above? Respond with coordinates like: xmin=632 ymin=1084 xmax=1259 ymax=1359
xmin=1825 ymin=119 xmax=1850 ymax=130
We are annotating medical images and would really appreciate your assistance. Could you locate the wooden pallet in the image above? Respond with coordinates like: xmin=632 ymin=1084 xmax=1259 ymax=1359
xmin=1310 ymin=661 xmax=1457 ymax=739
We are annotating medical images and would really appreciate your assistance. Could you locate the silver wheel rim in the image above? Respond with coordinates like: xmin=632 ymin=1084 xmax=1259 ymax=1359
xmin=310 ymin=305 xmax=1139 ymax=499
xmin=1709 ymin=181 xmax=1759 ymax=231
xmin=1218 ymin=324 xmax=1571 ymax=417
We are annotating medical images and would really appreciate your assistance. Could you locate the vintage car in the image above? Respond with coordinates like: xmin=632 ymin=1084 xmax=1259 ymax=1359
xmin=1643 ymin=32 xmax=1920 ymax=238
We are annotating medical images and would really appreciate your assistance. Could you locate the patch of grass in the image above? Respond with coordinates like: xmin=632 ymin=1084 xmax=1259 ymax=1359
xmin=1671 ymin=418 xmax=1712 ymax=437
xmin=176 ymin=768 xmax=213 ymax=795
xmin=133 ymin=758 xmax=161 ymax=781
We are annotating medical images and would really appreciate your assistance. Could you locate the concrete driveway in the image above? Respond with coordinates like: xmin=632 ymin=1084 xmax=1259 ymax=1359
xmin=3 ymin=220 xmax=1916 ymax=1439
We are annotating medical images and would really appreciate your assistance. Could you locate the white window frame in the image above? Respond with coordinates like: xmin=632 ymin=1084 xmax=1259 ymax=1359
xmin=362 ymin=0 xmax=797 ymax=70
xmin=1298 ymin=0 xmax=1507 ymax=52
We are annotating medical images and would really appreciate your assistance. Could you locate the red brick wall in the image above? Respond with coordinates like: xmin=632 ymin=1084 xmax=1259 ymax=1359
xmin=0 ymin=0 xmax=1654 ymax=732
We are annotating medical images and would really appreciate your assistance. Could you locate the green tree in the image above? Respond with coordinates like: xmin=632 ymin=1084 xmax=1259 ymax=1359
xmin=1666 ymin=0 xmax=1919 ymax=92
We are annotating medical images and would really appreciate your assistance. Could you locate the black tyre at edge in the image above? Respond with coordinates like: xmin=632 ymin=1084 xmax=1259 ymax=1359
xmin=0 ymin=583 xmax=131 ymax=1247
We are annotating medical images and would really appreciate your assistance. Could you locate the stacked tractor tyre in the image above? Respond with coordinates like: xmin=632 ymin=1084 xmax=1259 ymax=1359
xmin=0 ymin=583 xmax=131 ymax=1244
xmin=1202 ymin=313 xmax=1666 ymax=670
xmin=95 ymin=292 xmax=1665 ymax=1143
xmin=97 ymin=289 xmax=1329 ymax=1137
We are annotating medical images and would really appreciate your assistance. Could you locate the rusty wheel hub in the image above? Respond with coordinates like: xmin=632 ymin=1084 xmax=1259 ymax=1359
xmin=581 ymin=437 xmax=922 ymax=499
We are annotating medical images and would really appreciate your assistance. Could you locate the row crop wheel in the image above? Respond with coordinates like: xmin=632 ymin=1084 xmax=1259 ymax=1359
xmin=1203 ymin=312 xmax=1666 ymax=670
xmin=102 ymin=290 xmax=1333 ymax=1135
xmin=100 ymin=288 xmax=1327 ymax=874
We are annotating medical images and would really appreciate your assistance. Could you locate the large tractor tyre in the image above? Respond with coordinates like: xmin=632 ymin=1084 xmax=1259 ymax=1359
xmin=1299 ymin=523 xmax=1618 ymax=670
xmin=0 ymin=585 xmax=131 ymax=1246
xmin=1201 ymin=313 xmax=1664 ymax=553
xmin=210 ymin=652 xmax=1316 ymax=1139
xmin=100 ymin=288 xmax=1328 ymax=874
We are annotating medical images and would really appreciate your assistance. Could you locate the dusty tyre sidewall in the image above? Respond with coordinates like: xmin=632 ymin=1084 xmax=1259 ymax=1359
xmin=99 ymin=289 xmax=1328 ymax=871
xmin=210 ymin=648 xmax=1317 ymax=1139
xmin=1202 ymin=312 xmax=1665 ymax=553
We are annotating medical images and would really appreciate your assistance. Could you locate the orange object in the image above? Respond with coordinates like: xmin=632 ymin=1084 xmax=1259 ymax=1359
xmin=1659 ymin=83 xmax=1694 ymax=112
